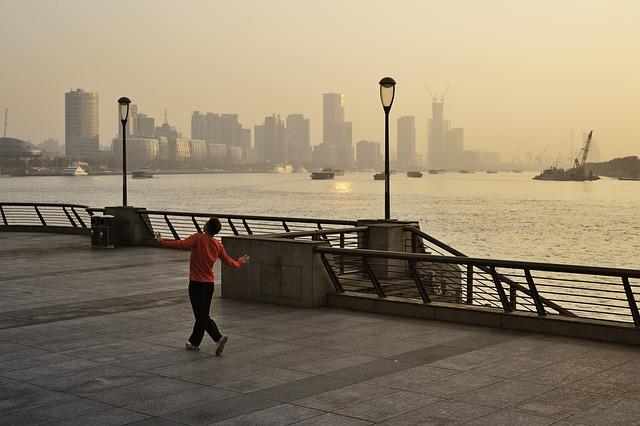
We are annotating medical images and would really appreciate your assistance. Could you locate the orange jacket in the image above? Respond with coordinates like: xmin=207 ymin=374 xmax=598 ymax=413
xmin=158 ymin=233 xmax=242 ymax=283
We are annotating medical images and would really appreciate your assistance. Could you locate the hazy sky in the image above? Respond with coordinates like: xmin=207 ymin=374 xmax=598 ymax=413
xmin=1 ymin=0 xmax=639 ymax=160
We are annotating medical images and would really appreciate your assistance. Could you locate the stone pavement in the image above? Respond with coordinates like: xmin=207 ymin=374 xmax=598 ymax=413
xmin=2 ymin=232 xmax=640 ymax=425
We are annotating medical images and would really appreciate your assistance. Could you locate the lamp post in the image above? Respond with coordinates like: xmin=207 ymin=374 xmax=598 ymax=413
xmin=117 ymin=97 xmax=131 ymax=207
xmin=379 ymin=77 xmax=396 ymax=220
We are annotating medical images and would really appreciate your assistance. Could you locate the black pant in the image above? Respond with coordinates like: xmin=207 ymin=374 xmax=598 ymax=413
xmin=188 ymin=281 xmax=222 ymax=346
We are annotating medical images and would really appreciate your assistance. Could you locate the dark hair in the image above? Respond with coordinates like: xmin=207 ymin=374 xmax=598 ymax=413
xmin=203 ymin=217 xmax=222 ymax=236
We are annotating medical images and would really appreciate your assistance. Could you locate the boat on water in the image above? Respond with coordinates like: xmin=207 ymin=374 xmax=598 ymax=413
xmin=407 ymin=171 xmax=423 ymax=178
xmin=619 ymin=176 xmax=640 ymax=181
xmin=132 ymin=166 xmax=153 ymax=179
xmin=533 ymin=130 xmax=600 ymax=181
xmin=486 ymin=170 xmax=498 ymax=174
xmin=62 ymin=163 xmax=88 ymax=176
xmin=459 ymin=169 xmax=474 ymax=174
xmin=373 ymin=172 xmax=385 ymax=180
xmin=310 ymin=168 xmax=335 ymax=180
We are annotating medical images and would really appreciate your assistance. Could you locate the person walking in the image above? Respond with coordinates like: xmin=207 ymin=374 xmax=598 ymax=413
xmin=155 ymin=217 xmax=249 ymax=356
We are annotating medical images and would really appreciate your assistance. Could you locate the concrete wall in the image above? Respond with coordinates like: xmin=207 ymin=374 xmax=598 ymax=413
xmin=220 ymin=235 xmax=334 ymax=308
xmin=328 ymin=293 xmax=640 ymax=346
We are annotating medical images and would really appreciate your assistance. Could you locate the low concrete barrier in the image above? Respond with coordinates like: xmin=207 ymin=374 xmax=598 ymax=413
xmin=220 ymin=235 xmax=333 ymax=308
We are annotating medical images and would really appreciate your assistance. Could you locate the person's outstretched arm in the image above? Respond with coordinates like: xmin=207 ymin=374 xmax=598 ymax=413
xmin=216 ymin=241 xmax=250 ymax=268
xmin=155 ymin=232 xmax=198 ymax=250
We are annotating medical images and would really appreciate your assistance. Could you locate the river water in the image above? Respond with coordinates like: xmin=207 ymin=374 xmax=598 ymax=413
xmin=1 ymin=172 xmax=638 ymax=269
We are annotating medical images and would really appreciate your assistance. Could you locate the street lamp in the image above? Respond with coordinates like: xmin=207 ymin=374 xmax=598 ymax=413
xmin=117 ymin=97 xmax=131 ymax=207
xmin=379 ymin=77 xmax=396 ymax=220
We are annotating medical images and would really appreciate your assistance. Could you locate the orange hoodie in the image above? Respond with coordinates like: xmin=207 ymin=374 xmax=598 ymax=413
xmin=158 ymin=233 xmax=242 ymax=283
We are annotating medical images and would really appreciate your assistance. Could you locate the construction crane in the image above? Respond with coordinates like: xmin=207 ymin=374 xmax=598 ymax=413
xmin=424 ymin=84 xmax=450 ymax=102
xmin=574 ymin=130 xmax=594 ymax=168
xmin=535 ymin=144 xmax=549 ymax=165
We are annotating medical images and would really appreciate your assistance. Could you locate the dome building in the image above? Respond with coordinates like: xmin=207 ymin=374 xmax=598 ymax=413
xmin=0 ymin=137 xmax=42 ymax=158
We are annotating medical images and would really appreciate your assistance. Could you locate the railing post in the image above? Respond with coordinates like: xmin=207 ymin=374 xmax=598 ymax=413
xmin=466 ymin=264 xmax=473 ymax=305
xmin=490 ymin=266 xmax=512 ymax=312
xmin=191 ymin=216 xmax=202 ymax=233
xmin=409 ymin=260 xmax=431 ymax=303
xmin=0 ymin=205 xmax=7 ymax=226
xmin=74 ymin=207 xmax=87 ymax=228
xmin=622 ymin=276 xmax=640 ymax=327
xmin=242 ymin=219 xmax=252 ymax=235
xmin=282 ymin=221 xmax=290 ymax=232
xmin=34 ymin=206 xmax=46 ymax=226
xmin=320 ymin=253 xmax=344 ymax=293
xmin=164 ymin=215 xmax=180 ymax=240
xmin=227 ymin=218 xmax=239 ymax=235
xmin=524 ymin=270 xmax=546 ymax=316
xmin=509 ymin=283 xmax=517 ymax=311
xmin=339 ymin=232 xmax=345 ymax=274
xmin=362 ymin=257 xmax=386 ymax=298
xmin=62 ymin=207 xmax=77 ymax=228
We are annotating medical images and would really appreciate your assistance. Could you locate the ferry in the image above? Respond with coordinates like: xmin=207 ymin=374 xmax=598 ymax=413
xmin=407 ymin=171 xmax=423 ymax=178
xmin=62 ymin=163 xmax=88 ymax=176
xmin=311 ymin=168 xmax=335 ymax=180
xmin=132 ymin=166 xmax=154 ymax=179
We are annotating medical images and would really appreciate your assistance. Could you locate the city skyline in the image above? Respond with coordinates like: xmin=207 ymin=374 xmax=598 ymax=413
xmin=2 ymin=1 xmax=639 ymax=161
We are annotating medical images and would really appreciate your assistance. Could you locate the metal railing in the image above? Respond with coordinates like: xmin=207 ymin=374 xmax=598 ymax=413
xmin=0 ymin=202 xmax=96 ymax=233
xmin=266 ymin=226 xmax=368 ymax=249
xmin=139 ymin=209 xmax=358 ymax=240
xmin=316 ymin=245 xmax=640 ymax=326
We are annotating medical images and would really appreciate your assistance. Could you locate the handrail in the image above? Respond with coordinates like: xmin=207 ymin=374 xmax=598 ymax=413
xmin=315 ymin=247 xmax=640 ymax=278
xmin=316 ymin=245 xmax=640 ymax=326
xmin=143 ymin=209 xmax=357 ymax=226
xmin=0 ymin=202 xmax=94 ymax=234
xmin=266 ymin=226 xmax=369 ymax=239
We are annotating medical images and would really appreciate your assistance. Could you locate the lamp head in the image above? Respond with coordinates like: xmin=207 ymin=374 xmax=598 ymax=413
xmin=379 ymin=77 xmax=396 ymax=111
xmin=117 ymin=97 xmax=131 ymax=122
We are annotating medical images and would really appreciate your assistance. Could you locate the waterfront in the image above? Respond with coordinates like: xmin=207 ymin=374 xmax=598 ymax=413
xmin=1 ymin=172 xmax=639 ymax=268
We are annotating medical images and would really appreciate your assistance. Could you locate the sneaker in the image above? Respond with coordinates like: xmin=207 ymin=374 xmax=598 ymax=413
xmin=215 ymin=336 xmax=228 ymax=356
xmin=185 ymin=341 xmax=200 ymax=350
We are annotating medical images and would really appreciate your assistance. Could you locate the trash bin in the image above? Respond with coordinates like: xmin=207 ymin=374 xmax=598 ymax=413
xmin=91 ymin=215 xmax=115 ymax=248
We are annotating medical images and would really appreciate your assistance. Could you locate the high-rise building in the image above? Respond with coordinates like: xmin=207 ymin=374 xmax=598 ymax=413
xmin=191 ymin=112 xmax=251 ymax=150
xmin=65 ymin=89 xmax=99 ymax=160
xmin=445 ymin=127 xmax=464 ymax=167
xmin=285 ymin=114 xmax=311 ymax=166
xmin=255 ymin=114 xmax=285 ymax=164
xmin=427 ymin=98 xmax=445 ymax=169
xmin=397 ymin=116 xmax=416 ymax=169
xmin=136 ymin=113 xmax=155 ymax=138
xmin=356 ymin=140 xmax=381 ymax=170
xmin=319 ymin=93 xmax=353 ymax=168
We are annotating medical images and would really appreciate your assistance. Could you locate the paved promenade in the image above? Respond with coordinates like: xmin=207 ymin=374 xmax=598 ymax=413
xmin=2 ymin=233 xmax=640 ymax=425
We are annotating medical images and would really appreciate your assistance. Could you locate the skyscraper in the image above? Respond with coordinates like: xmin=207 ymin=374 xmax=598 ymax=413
xmin=285 ymin=114 xmax=311 ymax=166
xmin=319 ymin=93 xmax=353 ymax=168
xmin=427 ymin=98 xmax=445 ymax=169
xmin=397 ymin=116 xmax=416 ymax=170
xmin=65 ymin=89 xmax=99 ymax=160
xmin=255 ymin=114 xmax=285 ymax=164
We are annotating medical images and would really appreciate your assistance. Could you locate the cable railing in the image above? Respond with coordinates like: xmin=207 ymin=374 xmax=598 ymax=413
xmin=139 ymin=209 xmax=358 ymax=240
xmin=0 ymin=202 xmax=95 ymax=233
xmin=316 ymin=246 xmax=640 ymax=326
